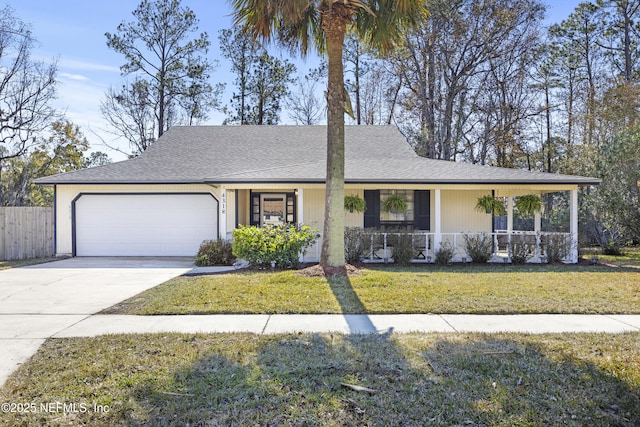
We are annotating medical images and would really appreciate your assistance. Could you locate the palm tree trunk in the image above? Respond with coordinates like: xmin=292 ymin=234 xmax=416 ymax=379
xmin=320 ymin=5 xmax=350 ymax=269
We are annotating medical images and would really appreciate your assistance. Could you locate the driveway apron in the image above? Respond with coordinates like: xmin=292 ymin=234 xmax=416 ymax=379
xmin=0 ymin=257 xmax=193 ymax=386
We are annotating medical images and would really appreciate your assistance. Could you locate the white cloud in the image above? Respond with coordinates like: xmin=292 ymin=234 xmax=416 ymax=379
xmin=59 ymin=72 xmax=89 ymax=81
xmin=59 ymin=58 xmax=120 ymax=74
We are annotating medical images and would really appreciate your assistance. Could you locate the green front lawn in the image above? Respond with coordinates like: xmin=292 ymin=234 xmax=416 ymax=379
xmin=1 ymin=332 xmax=638 ymax=426
xmin=103 ymin=264 xmax=640 ymax=315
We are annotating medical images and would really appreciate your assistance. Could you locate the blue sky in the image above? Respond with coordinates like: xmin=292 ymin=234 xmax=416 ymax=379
xmin=6 ymin=0 xmax=582 ymax=160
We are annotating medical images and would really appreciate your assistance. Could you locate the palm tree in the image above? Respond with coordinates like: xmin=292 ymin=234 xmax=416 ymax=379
xmin=231 ymin=0 xmax=425 ymax=270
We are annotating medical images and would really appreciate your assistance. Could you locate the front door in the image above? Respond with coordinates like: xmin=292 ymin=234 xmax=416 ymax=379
xmin=261 ymin=194 xmax=286 ymax=226
xmin=250 ymin=192 xmax=296 ymax=226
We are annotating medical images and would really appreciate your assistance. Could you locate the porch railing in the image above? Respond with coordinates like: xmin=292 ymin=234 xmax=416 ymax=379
xmin=304 ymin=231 xmax=575 ymax=264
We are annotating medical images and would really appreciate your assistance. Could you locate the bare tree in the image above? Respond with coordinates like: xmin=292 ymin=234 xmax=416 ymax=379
xmin=393 ymin=0 xmax=544 ymax=162
xmin=101 ymin=80 xmax=156 ymax=155
xmin=0 ymin=6 xmax=58 ymax=204
xmin=287 ymin=71 xmax=325 ymax=125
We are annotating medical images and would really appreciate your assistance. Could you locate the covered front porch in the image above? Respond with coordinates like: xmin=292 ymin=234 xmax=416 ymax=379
xmin=217 ymin=184 xmax=581 ymax=264
xmin=347 ymin=230 xmax=574 ymax=264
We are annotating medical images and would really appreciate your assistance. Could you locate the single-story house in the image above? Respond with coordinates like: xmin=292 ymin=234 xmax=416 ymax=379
xmin=35 ymin=125 xmax=600 ymax=263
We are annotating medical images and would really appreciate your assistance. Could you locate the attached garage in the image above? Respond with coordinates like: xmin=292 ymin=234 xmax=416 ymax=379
xmin=73 ymin=193 xmax=218 ymax=256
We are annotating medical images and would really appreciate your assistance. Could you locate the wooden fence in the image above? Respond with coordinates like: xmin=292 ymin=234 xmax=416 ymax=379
xmin=0 ymin=207 xmax=54 ymax=261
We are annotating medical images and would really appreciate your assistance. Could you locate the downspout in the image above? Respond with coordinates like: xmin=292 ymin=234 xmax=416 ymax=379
xmin=235 ymin=189 xmax=239 ymax=229
xmin=491 ymin=189 xmax=496 ymax=234
xmin=53 ymin=185 xmax=57 ymax=256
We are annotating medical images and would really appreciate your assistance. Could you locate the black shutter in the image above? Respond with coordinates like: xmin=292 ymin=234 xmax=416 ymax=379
xmin=286 ymin=193 xmax=296 ymax=224
xmin=414 ymin=190 xmax=430 ymax=230
xmin=363 ymin=190 xmax=380 ymax=229
xmin=250 ymin=192 xmax=261 ymax=226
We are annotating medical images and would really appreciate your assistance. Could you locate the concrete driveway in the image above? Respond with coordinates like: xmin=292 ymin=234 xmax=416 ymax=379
xmin=0 ymin=257 xmax=194 ymax=386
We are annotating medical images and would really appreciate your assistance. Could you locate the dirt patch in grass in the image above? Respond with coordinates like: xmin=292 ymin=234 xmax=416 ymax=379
xmin=1 ymin=332 xmax=639 ymax=426
xmin=297 ymin=263 xmax=361 ymax=277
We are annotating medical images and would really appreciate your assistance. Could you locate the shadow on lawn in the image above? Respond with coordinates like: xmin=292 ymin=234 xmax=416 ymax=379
xmin=3 ymin=333 xmax=638 ymax=425
xmin=326 ymin=273 xmax=377 ymax=333
xmin=115 ymin=333 xmax=640 ymax=426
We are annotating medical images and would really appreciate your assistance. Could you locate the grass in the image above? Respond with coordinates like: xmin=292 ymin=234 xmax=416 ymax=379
xmin=0 ymin=257 xmax=61 ymax=271
xmin=3 ymin=253 xmax=639 ymax=425
xmin=582 ymin=246 xmax=640 ymax=268
xmin=103 ymin=264 xmax=640 ymax=315
xmin=1 ymin=332 xmax=638 ymax=426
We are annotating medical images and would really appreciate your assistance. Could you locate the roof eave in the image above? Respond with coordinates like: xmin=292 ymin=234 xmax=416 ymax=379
xmin=37 ymin=178 xmax=601 ymax=186
xmin=203 ymin=178 xmax=601 ymax=186
xmin=33 ymin=179 xmax=208 ymax=186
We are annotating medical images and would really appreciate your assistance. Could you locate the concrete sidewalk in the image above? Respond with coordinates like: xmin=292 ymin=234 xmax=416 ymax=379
xmin=27 ymin=313 xmax=640 ymax=337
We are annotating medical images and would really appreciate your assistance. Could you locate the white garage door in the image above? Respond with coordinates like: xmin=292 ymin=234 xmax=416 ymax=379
xmin=75 ymin=194 xmax=218 ymax=256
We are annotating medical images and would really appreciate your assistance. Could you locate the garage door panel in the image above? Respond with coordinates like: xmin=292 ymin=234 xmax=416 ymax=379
xmin=75 ymin=194 xmax=218 ymax=256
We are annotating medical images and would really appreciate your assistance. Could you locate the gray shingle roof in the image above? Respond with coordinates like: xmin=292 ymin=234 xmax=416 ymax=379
xmin=34 ymin=125 xmax=600 ymax=185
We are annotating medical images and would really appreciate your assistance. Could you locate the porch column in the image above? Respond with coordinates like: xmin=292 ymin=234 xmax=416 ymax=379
xmin=507 ymin=196 xmax=514 ymax=233
xmin=505 ymin=196 xmax=515 ymax=260
xmin=297 ymin=188 xmax=304 ymax=225
xmin=570 ymin=188 xmax=579 ymax=263
xmin=534 ymin=209 xmax=542 ymax=259
xmin=434 ymin=189 xmax=442 ymax=252
xmin=297 ymin=188 xmax=308 ymax=263
xmin=219 ymin=187 xmax=227 ymax=240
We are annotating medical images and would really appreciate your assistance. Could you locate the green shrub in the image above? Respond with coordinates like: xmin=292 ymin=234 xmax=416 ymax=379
xmin=510 ymin=235 xmax=534 ymax=264
xmin=344 ymin=227 xmax=369 ymax=264
xmin=602 ymin=240 xmax=623 ymax=256
xmin=542 ymin=234 xmax=572 ymax=263
xmin=232 ymin=225 xmax=319 ymax=269
xmin=195 ymin=239 xmax=235 ymax=266
xmin=390 ymin=232 xmax=414 ymax=266
xmin=463 ymin=233 xmax=493 ymax=263
xmin=435 ymin=242 xmax=453 ymax=265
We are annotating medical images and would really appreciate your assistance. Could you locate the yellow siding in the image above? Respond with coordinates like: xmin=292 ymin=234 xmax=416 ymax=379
xmin=344 ymin=189 xmax=364 ymax=227
xmin=55 ymin=183 xmax=570 ymax=258
xmin=236 ymin=189 xmax=250 ymax=226
xmin=225 ymin=189 xmax=235 ymax=236
xmin=301 ymin=188 xmax=363 ymax=228
xmin=440 ymin=190 xmax=492 ymax=233
xmin=55 ymin=184 xmax=220 ymax=255
xmin=302 ymin=189 xmax=325 ymax=230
